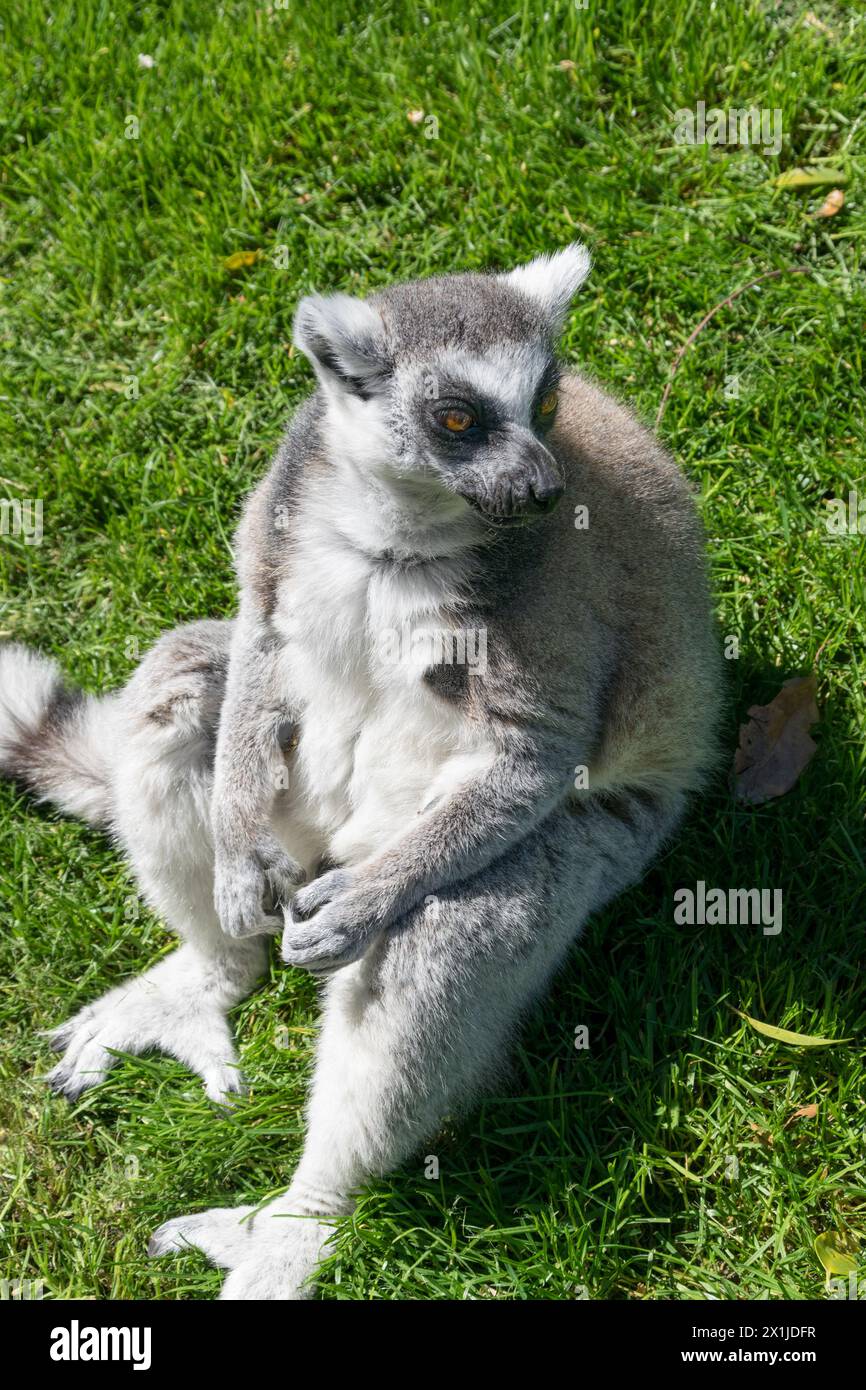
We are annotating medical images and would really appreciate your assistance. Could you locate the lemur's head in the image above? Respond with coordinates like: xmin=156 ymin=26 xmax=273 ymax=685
xmin=292 ymin=244 xmax=590 ymax=527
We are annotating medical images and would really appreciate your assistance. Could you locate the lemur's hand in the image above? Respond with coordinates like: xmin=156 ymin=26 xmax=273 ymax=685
xmin=214 ymin=832 xmax=305 ymax=939
xmin=281 ymin=867 xmax=385 ymax=974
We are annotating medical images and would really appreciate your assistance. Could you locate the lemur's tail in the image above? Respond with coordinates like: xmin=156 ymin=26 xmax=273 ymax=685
xmin=0 ymin=644 xmax=111 ymax=826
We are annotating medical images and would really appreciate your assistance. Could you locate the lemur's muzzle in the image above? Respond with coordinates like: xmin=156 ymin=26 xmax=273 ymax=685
xmin=458 ymin=429 xmax=564 ymax=523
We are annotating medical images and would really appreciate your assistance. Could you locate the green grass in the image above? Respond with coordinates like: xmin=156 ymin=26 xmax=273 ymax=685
xmin=1 ymin=0 xmax=865 ymax=1301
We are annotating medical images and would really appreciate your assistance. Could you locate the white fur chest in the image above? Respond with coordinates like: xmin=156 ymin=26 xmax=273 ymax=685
xmin=273 ymin=527 xmax=494 ymax=866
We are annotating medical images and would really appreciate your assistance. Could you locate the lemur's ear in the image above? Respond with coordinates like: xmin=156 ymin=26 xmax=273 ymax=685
xmin=293 ymin=293 xmax=390 ymax=399
xmin=500 ymin=243 xmax=591 ymax=332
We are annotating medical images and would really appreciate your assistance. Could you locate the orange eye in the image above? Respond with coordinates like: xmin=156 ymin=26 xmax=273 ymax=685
xmin=538 ymin=390 xmax=558 ymax=417
xmin=439 ymin=408 xmax=475 ymax=432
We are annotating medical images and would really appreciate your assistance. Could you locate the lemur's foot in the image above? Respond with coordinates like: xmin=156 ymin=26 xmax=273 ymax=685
xmin=149 ymin=1201 xmax=332 ymax=1300
xmin=219 ymin=1242 xmax=323 ymax=1301
xmin=148 ymin=1204 xmax=258 ymax=1268
xmin=43 ymin=949 xmax=250 ymax=1103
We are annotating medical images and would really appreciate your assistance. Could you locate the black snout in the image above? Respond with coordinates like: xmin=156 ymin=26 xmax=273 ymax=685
xmin=526 ymin=478 xmax=564 ymax=514
xmin=455 ymin=428 xmax=565 ymax=524
xmin=505 ymin=429 xmax=564 ymax=519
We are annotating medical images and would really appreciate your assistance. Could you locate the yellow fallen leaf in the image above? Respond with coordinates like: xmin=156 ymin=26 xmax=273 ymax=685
xmin=736 ymin=1010 xmax=851 ymax=1047
xmin=803 ymin=11 xmax=834 ymax=37
xmin=814 ymin=1231 xmax=858 ymax=1279
xmin=774 ymin=167 xmax=848 ymax=190
xmin=223 ymin=250 xmax=260 ymax=271
xmin=814 ymin=188 xmax=845 ymax=218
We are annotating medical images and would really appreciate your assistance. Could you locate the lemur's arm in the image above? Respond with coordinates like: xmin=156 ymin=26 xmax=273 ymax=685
xmin=212 ymin=603 xmax=302 ymax=938
xmin=282 ymin=732 xmax=577 ymax=971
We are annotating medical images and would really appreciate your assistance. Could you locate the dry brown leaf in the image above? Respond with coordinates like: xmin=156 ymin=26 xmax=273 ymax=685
xmin=747 ymin=1121 xmax=774 ymax=1147
xmin=787 ymin=1103 xmax=819 ymax=1125
xmin=733 ymin=675 xmax=818 ymax=804
xmin=814 ymin=188 xmax=845 ymax=218
xmin=558 ymin=60 xmax=577 ymax=71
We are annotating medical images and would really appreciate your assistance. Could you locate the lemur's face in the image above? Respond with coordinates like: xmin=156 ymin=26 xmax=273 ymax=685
xmin=293 ymin=244 xmax=590 ymax=526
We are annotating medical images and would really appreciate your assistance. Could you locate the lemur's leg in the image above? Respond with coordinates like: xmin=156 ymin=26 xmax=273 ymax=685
xmin=211 ymin=609 xmax=308 ymax=940
xmin=150 ymin=788 xmax=682 ymax=1297
xmin=46 ymin=621 xmax=286 ymax=1103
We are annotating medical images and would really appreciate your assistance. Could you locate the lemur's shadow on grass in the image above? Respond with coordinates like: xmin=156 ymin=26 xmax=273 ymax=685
xmin=351 ymin=650 xmax=863 ymax=1296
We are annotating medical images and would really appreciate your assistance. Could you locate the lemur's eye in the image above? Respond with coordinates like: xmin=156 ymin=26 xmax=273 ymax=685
xmin=436 ymin=407 xmax=476 ymax=433
xmin=538 ymin=390 xmax=558 ymax=417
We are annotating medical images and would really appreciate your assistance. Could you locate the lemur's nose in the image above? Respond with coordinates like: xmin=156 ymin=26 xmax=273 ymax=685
xmin=527 ymin=479 xmax=564 ymax=514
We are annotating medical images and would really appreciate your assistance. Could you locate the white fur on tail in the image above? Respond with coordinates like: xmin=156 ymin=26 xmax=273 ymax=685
xmin=0 ymin=643 xmax=111 ymax=825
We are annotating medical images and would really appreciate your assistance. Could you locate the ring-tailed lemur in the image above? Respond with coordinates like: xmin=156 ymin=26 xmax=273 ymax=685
xmin=0 ymin=245 xmax=720 ymax=1299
